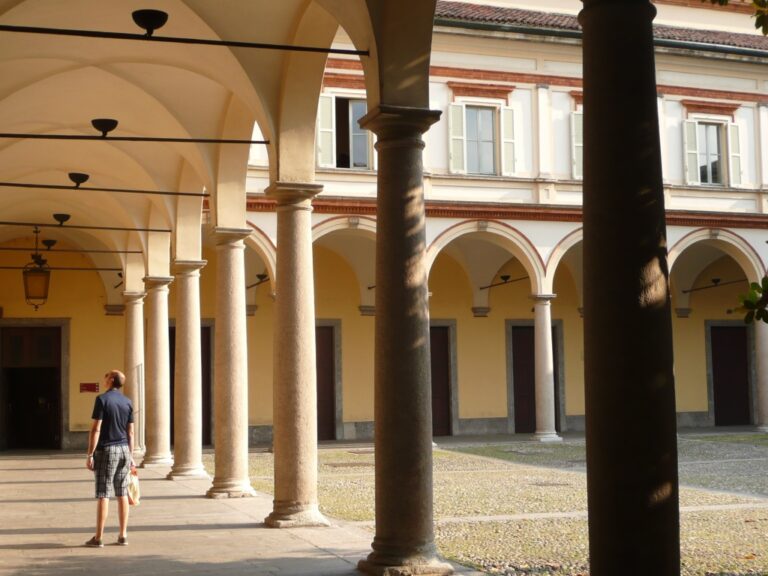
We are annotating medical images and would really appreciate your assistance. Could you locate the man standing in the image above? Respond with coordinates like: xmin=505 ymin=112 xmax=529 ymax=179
xmin=85 ymin=369 xmax=135 ymax=547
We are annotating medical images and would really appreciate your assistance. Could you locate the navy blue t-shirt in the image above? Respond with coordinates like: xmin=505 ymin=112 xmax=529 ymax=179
xmin=91 ymin=389 xmax=134 ymax=449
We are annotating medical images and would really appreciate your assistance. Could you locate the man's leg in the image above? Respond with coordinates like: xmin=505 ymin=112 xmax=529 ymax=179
xmin=117 ymin=496 xmax=129 ymax=538
xmin=96 ymin=498 xmax=109 ymax=540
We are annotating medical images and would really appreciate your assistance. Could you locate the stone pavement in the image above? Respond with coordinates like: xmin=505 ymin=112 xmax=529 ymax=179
xmin=0 ymin=452 xmax=479 ymax=576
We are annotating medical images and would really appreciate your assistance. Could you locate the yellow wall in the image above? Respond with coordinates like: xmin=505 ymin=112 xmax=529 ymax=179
xmin=672 ymin=255 xmax=748 ymax=413
xmin=552 ymin=265 xmax=585 ymax=416
xmin=0 ymin=239 xmax=123 ymax=432
xmin=313 ymin=245 xmax=375 ymax=422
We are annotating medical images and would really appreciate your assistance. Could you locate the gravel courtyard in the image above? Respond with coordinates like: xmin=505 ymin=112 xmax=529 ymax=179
xmin=205 ymin=432 xmax=768 ymax=576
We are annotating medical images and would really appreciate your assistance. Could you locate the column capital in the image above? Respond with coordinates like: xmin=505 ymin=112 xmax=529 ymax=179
xmin=173 ymin=259 xmax=207 ymax=274
xmin=531 ymin=293 xmax=557 ymax=302
xmin=213 ymin=227 xmax=251 ymax=245
xmin=122 ymin=291 xmax=146 ymax=303
xmin=265 ymin=181 xmax=323 ymax=207
xmin=143 ymin=276 xmax=174 ymax=290
xmin=359 ymin=105 xmax=441 ymax=139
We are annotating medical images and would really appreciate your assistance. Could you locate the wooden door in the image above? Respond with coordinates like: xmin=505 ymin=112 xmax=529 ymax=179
xmin=511 ymin=326 xmax=536 ymax=433
xmin=510 ymin=325 xmax=561 ymax=434
xmin=430 ymin=326 xmax=452 ymax=437
xmin=1 ymin=327 xmax=61 ymax=449
xmin=316 ymin=326 xmax=336 ymax=441
xmin=711 ymin=325 xmax=751 ymax=426
xmin=169 ymin=325 xmax=213 ymax=445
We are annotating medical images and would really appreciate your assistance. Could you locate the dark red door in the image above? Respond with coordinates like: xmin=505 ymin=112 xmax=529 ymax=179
xmin=711 ymin=326 xmax=751 ymax=426
xmin=316 ymin=326 xmax=336 ymax=441
xmin=169 ymin=325 xmax=213 ymax=445
xmin=430 ymin=326 xmax=452 ymax=437
xmin=512 ymin=326 xmax=536 ymax=433
xmin=511 ymin=325 xmax=561 ymax=434
xmin=1 ymin=327 xmax=61 ymax=449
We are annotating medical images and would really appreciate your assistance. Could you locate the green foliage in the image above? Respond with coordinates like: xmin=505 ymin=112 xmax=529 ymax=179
xmin=737 ymin=275 xmax=768 ymax=324
xmin=707 ymin=0 xmax=768 ymax=35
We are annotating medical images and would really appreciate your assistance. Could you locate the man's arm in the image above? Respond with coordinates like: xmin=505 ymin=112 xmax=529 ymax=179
xmin=86 ymin=419 xmax=101 ymax=471
xmin=127 ymin=422 xmax=136 ymax=467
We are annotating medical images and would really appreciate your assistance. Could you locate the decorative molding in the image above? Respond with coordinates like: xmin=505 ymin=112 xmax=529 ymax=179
xmin=471 ymin=306 xmax=490 ymax=317
xmin=104 ymin=304 xmax=125 ymax=316
xmin=358 ymin=305 xmax=375 ymax=317
xmin=681 ymin=99 xmax=740 ymax=118
xmin=654 ymin=0 xmax=754 ymax=14
xmin=569 ymin=90 xmax=583 ymax=106
xmin=247 ymin=196 xmax=768 ymax=229
xmin=323 ymin=72 xmax=366 ymax=90
xmin=675 ymin=307 xmax=692 ymax=319
xmin=448 ymin=81 xmax=514 ymax=100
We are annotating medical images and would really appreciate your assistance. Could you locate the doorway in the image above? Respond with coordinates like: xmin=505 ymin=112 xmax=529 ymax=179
xmin=508 ymin=324 xmax=561 ymax=434
xmin=1 ymin=327 xmax=62 ymax=449
xmin=710 ymin=325 xmax=751 ymax=426
xmin=315 ymin=325 xmax=337 ymax=441
xmin=168 ymin=325 xmax=213 ymax=445
xmin=430 ymin=325 xmax=453 ymax=437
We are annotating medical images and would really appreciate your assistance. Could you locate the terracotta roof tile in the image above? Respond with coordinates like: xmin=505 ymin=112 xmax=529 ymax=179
xmin=435 ymin=1 xmax=768 ymax=53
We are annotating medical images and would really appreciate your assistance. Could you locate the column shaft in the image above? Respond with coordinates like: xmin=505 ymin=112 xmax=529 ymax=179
xmin=142 ymin=277 xmax=174 ymax=467
xmin=123 ymin=292 xmax=145 ymax=454
xmin=755 ymin=320 xmax=768 ymax=432
xmin=533 ymin=295 xmax=560 ymax=442
xmin=168 ymin=261 xmax=209 ymax=479
xmin=358 ymin=106 xmax=452 ymax=576
xmin=580 ymin=1 xmax=680 ymax=574
xmin=207 ymin=229 xmax=254 ymax=498
xmin=265 ymin=183 xmax=328 ymax=527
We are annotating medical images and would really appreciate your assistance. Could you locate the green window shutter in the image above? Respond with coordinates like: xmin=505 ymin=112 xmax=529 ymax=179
xmin=683 ymin=119 xmax=700 ymax=185
xmin=317 ymin=94 xmax=336 ymax=168
xmin=571 ymin=111 xmax=583 ymax=180
xmin=728 ymin=122 xmax=742 ymax=187
xmin=449 ymin=103 xmax=466 ymax=174
xmin=501 ymin=107 xmax=516 ymax=176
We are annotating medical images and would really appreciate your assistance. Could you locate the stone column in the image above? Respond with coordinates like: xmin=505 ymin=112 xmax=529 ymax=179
xmin=357 ymin=106 xmax=452 ymax=576
xmin=533 ymin=295 xmax=561 ymax=442
xmin=206 ymin=228 xmax=255 ymax=498
xmin=123 ymin=291 xmax=145 ymax=454
xmin=580 ymin=1 xmax=680 ymax=574
xmin=264 ymin=182 xmax=329 ymax=527
xmin=168 ymin=260 xmax=209 ymax=480
xmin=141 ymin=276 xmax=174 ymax=467
xmin=755 ymin=320 xmax=768 ymax=432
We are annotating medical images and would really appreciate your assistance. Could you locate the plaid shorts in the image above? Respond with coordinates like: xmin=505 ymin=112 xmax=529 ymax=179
xmin=93 ymin=444 xmax=131 ymax=499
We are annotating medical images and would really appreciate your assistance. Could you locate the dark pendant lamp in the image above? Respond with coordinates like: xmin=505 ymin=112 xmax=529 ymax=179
xmin=23 ymin=226 xmax=52 ymax=310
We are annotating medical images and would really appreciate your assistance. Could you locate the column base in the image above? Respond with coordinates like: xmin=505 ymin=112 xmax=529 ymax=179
xmin=534 ymin=432 xmax=562 ymax=443
xmin=205 ymin=478 xmax=256 ymax=499
xmin=140 ymin=454 xmax=173 ymax=467
xmin=167 ymin=464 xmax=210 ymax=480
xmin=756 ymin=425 xmax=768 ymax=433
xmin=265 ymin=503 xmax=330 ymax=528
xmin=358 ymin=556 xmax=454 ymax=576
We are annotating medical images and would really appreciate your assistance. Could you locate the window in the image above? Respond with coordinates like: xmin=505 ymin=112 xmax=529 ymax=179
xmin=683 ymin=119 xmax=741 ymax=187
xmin=571 ymin=110 xmax=583 ymax=180
xmin=317 ymin=95 xmax=372 ymax=169
xmin=449 ymin=103 xmax=515 ymax=176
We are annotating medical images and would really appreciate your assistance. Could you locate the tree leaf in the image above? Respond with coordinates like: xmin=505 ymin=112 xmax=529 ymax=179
xmin=745 ymin=310 xmax=755 ymax=324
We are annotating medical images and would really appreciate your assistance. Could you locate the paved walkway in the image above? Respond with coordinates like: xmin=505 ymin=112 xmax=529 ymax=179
xmin=0 ymin=452 xmax=478 ymax=576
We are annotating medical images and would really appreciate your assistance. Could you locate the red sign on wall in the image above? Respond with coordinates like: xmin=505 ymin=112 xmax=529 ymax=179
xmin=80 ymin=383 xmax=99 ymax=393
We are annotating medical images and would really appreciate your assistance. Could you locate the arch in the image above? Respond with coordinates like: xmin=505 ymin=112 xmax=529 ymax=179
xmin=244 ymin=224 xmax=277 ymax=293
xmin=669 ymin=228 xmax=765 ymax=282
xmin=545 ymin=227 xmax=584 ymax=296
xmin=312 ymin=215 xmax=377 ymax=242
xmin=427 ymin=220 xmax=545 ymax=295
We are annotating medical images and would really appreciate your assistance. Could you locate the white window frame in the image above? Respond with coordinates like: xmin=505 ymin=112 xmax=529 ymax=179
xmin=571 ymin=106 xmax=584 ymax=181
xmin=682 ymin=114 xmax=742 ymax=188
xmin=448 ymin=97 xmax=517 ymax=177
xmin=315 ymin=91 xmax=374 ymax=170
